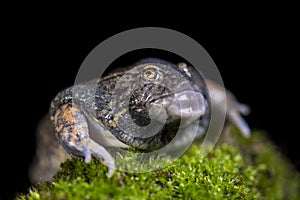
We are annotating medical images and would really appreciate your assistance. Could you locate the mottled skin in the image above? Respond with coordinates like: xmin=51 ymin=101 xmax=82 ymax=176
xmin=30 ymin=58 xmax=250 ymax=182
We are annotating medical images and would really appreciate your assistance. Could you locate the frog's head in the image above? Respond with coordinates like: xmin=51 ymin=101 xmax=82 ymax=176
xmin=110 ymin=60 xmax=209 ymax=150
xmin=127 ymin=62 xmax=208 ymax=130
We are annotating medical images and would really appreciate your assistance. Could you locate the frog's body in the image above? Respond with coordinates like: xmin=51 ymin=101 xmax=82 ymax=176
xmin=30 ymin=58 xmax=250 ymax=182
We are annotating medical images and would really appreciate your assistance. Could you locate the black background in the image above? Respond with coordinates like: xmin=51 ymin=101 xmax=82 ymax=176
xmin=2 ymin=14 xmax=298 ymax=199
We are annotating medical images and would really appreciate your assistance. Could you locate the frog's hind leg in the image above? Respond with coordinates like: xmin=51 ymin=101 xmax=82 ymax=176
xmin=52 ymin=104 xmax=115 ymax=177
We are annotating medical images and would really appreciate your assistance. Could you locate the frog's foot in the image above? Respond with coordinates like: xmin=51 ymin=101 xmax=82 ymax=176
xmin=53 ymin=104 xmax=115 ymax=177
xmin=85 ymin=139 xmax=115 ymax=177
xmin=227 ymin=102 xmax=251 ymax=137
xmin=206 ymin=80 xmax=251 ymax=138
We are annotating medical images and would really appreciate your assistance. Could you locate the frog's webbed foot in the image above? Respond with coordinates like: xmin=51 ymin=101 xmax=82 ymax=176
xmin=52 ymin=104 xmax=115 ymax=177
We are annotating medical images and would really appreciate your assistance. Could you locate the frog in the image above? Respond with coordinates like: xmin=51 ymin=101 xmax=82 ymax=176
xmin=30 ymin=58 xmax=250 ymax=183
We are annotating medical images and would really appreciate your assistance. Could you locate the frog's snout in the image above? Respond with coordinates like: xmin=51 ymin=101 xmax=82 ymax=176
xmin=163 ymin=90 xmax=206 ymax=125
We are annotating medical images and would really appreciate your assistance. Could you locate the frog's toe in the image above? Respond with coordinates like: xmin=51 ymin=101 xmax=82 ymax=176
xmin=228 ymin=108 xmax=251 ymax=137
xmin=87 ymin=139 xmax=115 ymax=177
xmin=107 ymin=160 xmax=115 ymax=177
xmin=83 ymin=148 xmax=92 ymax=163
xmin=237 ymin=103 xmax=250 ymax=116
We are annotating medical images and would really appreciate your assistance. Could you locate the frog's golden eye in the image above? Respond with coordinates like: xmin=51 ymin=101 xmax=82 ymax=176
xmin=142 ymin=66 xmax=159 ymax=82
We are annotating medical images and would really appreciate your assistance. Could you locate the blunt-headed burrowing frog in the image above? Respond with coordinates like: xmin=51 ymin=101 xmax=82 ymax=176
xmin=30 ymin=58 xmax=250 ymax=182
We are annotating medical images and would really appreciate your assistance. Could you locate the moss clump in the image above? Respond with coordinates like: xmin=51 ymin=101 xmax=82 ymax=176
xmin=19 ymin=129 xmax=300 ymax=199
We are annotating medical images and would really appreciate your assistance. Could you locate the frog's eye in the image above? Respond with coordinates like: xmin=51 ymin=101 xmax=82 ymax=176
xmin=142 ymin=66 xmax=160 ymax=82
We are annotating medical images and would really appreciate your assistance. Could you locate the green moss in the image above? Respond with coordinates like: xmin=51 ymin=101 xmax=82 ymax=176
xmin=19 ymin=129 xmax=300 ymax=200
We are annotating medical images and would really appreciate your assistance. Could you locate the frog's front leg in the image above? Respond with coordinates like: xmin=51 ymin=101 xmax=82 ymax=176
xmin=225 ymin=93 xmax=251 ymax=137
xmin=52 ymin=103 xmax=115 ymax=177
